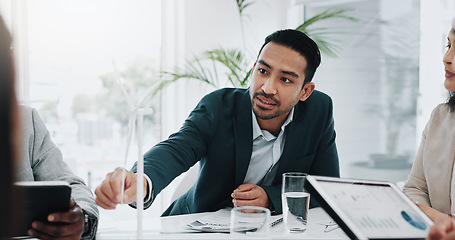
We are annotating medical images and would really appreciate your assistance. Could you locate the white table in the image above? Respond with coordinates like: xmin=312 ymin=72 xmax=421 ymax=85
xmin=97 ymin=207 xmax=348 ymax=239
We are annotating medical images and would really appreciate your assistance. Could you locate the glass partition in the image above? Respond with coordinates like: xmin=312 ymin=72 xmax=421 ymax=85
xmin=304 ymin=0 xmax=420 ymax=182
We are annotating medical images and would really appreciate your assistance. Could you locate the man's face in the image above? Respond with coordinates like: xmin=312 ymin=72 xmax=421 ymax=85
xmin=250 ymin=42 xmax=314 ymax=121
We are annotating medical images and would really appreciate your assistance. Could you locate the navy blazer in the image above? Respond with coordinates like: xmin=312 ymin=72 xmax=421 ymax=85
xmin=132 ymin=88 xmax=339 ymax=216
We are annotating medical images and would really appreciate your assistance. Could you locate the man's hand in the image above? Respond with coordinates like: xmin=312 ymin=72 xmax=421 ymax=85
xmin=427 ymin=215 xmax=455 ymax=240
xmin=231 ymin=183 xmax=269 ymax=208
xmin=28 ymin=200 xmax=84 ymax=240
xmin=95 ymin=167 xmax=147 ymax=209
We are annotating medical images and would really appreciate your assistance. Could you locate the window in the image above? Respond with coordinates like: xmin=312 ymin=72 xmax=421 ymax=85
xmin=10 ymin=0 xmax=162 ymax=214
xmin=303 ymin=0 xmax=420 ymax=182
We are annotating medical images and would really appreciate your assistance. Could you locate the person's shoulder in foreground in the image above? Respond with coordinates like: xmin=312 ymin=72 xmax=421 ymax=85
xmin=17 ymin=105 xmax=99 ymax=239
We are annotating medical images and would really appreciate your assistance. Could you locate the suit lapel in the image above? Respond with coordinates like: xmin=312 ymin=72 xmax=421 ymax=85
xmin=234 ymin=90 xmax=253 ymax=186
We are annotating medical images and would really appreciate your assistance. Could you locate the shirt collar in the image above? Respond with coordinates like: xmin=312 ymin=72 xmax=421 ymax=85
xmin=252 ymin=107 xmax=294 ymax=140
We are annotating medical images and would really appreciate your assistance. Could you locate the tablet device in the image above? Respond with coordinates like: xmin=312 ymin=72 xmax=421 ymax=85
xmin=304 ymin=176 xmax=433 ymax=240
xmin=14 ymin=181 xmax=71 ymax=236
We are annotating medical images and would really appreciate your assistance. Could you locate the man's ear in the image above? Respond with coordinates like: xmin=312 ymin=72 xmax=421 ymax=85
xmin=299 ymin=82 xmax=315 ymax=102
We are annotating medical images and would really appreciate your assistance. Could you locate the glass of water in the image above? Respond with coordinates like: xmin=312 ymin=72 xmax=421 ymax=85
xmin=230 ymin=206 xmax=270 ymax=237
xmin=282 ymin=172 xmax=310 ymax=233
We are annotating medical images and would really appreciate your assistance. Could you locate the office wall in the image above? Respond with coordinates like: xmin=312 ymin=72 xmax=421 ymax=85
xmin=302 ymin=0 xmax=419 ymax=182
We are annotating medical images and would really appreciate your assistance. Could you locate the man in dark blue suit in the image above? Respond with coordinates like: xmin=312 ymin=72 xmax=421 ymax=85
xmin=95 ymin=29 xmax=339 ymax=216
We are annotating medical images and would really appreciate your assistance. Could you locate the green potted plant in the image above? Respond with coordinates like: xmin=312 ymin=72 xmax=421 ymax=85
xmin=156 ymin=2 xmax=356 ymax=90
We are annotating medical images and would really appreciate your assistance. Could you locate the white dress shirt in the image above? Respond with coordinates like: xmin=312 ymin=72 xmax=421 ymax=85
xmin=243 ymin=108 xmax=294 ymax=186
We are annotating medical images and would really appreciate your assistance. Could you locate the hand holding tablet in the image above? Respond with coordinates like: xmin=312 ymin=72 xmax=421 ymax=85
xmin=14 ymin=181 xmax=71 ymax=237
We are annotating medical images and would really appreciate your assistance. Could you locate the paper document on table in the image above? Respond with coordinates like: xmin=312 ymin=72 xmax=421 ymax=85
xmin=187 ymin=208 xmax=232 ymax=233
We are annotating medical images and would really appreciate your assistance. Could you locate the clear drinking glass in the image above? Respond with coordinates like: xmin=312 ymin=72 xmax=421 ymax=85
xmin=230 ymin=206 xmax=270 ymax=237
xmin=282 ymin=172 xmax=310 ymax=233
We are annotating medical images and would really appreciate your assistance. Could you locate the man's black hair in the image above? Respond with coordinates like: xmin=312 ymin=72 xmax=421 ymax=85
xmin=257 ymin=29 xmax=321 ymax=85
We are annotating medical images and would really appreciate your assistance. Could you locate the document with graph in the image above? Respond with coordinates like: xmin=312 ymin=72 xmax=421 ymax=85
xmin=305 ymin=176 xmax=433 ymax=240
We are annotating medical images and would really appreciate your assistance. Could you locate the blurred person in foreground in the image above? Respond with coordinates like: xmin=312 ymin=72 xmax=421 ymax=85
xmin=0 ymin=14 xmax=98 ymax=240
xmin=404 ymin=18 xmax=455 ymax=222
xmin=0 ymin=14 xmax=20 ymax=238
xmin=95 ymin=29 xmax=339 ymax=216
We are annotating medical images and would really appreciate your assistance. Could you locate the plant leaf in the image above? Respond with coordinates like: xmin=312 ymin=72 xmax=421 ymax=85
xmin=296 ymin=8 xmax=357 ymax=57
